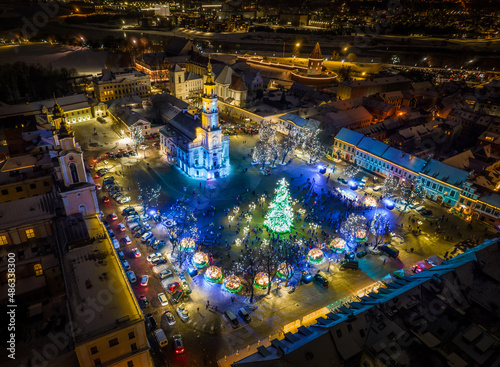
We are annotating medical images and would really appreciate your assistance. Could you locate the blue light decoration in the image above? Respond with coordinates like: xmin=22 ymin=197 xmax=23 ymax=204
xmin=384 ymin=199 xmax=395 ymax=210
xmin=149 ymin=209 xmax=156 ymax=216
xmin=348 ymin=180 xmax=358 ymax=190
xmin=187 ymin=267 xmax=198 ymax=277
xmin=318 ymin=165 xmax=326 ymax=174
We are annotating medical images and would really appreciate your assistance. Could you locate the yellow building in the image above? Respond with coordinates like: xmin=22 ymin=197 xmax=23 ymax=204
xmin=93 ymin=68 xmax=151 ymax=102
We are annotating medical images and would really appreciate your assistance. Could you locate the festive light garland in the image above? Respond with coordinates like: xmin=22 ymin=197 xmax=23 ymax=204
xmin=223 ymin=274 xmax=242 ymax=293
xmin=205 ymin=266 xmax=223 ymax=283
xmin=329 ymin=238 xmax=346 ymax=253
xmin=340 ymin=214 xmax=368 ymax=245
xmin=307 ymin=248 xmax=324 ymax=264
xmin=192 ymin=251 xmax=209 ymax=268
xmin=276 ymin=262 xmax=294 ymax=279
xmin=180 ymin=237 xmax=196 ymax=251
xmin=364 ymin=197 xmax=377 ymax=207
xmin=254 ymin=272 xmax=270 ymax=289
xmin=264 ymin=178 xmax=294 ymax=233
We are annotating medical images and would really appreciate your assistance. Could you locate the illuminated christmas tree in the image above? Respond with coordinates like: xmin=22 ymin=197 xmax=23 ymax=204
xmin=264 ymin=178 xmax=294 ymax=233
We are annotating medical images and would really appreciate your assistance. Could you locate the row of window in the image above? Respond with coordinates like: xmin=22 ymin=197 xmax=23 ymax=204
xmin=1 ymin=181 xmax=50 ymax=195
xmin=0 ymin=229 xmax=35 ymax=246
xmin=90 ymin=331 xmax=137 ymax=365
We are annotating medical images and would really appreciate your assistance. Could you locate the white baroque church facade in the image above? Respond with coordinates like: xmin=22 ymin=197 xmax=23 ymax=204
xmin=159 ymin=58 xmax=230 ymax=179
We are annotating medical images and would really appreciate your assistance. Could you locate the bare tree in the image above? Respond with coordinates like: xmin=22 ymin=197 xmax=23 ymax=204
xmin=130 ymin=125 xmax=145 ymax=155
xmin=280 ymin=127 xmax=301 ymax=164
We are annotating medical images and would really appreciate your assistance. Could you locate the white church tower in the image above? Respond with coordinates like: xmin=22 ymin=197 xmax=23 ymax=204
xmin=200 ymin=57 xmax=230 ymax=179
xmin=52 ymin=98 xmax=99 ymax=217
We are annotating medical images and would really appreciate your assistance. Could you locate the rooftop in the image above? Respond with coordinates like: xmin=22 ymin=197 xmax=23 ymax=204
xmin=381 ymin=147 xmax=427 ymax=173
xmin=0 ymin=94 xmax=89 ymax=118
xmin=0 ymin=192 xmax=60 ymax=230
xmin=420 ymin=159 xmax=471 ymax=187
xmin=334 ymin=127 xmax=364 ymax=146
xmin=357 ymin=136 xmax=390 ymax=156
xmin=57 ymin=215 xmax=143 ymax=345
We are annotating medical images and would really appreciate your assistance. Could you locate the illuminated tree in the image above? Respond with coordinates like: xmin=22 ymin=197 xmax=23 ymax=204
xmin=302 ymin=129 xmax=326 ymax=164
xmin=343 ymin=164 xmax=360 ymax=179
xmin=381 ymin=174 xmax=399 ymax=197
xmin=340 ymin=214 xmax=368 ymax=246
xmin=264 ymin=179 xmax=294 ymax=233
xmin=252 ymin=142 xmax=272 ymax=169
xmin=401 ymin=177 xmax=425 ymax=210
xmin=280 ymin=127 xmax=301 ymax=164
xmin=130 ymin=125 xmax=144 ymax=155
xmin=138 ymin=183 xmax=161 ymax=211
xmin=370 ymin=213 xmax=391 ymax=247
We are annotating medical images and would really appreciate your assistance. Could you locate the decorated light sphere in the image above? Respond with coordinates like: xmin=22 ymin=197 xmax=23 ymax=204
xmin=223 ymin=274 xmax=242 ymax=293
xmin=384 ymin=199 xmax=395 ymax=210
xmin=254 ymin=272 xmax=270 ymax=289
xmin=355 ymin=229 xmax=367 ymax=242
xmin=276 ymin=263 xmax=294 ymax=279
xmin=192 ymin=251 xmax=209 ymax=268
xmin=205 ymin=266 xmax=223 ymax=283
xmin=329 ymin=238 xmax=346 ymax=253
xmin=180 ymin=237 xmax=196 ymax=251
xmin=307 ymin=248 xmax=324 ymax=264
xmin=364 ymin=197 xmax=377 ymax=207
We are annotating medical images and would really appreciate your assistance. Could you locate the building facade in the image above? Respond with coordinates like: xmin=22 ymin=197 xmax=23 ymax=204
xmin=160 ymin=58 xmax=230 ymax=179
xmin=93 ymin=69 xmax=151 ymax=102
xmin=169 ymin=64 xmax=204 ymax=102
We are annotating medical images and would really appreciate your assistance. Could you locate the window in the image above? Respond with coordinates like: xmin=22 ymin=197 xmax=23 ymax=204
xmin=336 ymin=329 xmax=342 ymax=337
xmin=108 ymin=338 xmax=119 ymax=347
xmin=69 ymin=162 xmax=79 ymax=183
xmin=44 ymin=181 xmax=49 ymax=187
xmin=127 ymin=362 xmax=134 ymax=367
xmin=130 ymin=343 xmax=137 ymax=352
xmin=128 ymin=331 xmax=135 ymax=340
xmin=359 ymin=329 xmax=365 ymax=337
xmin=34 ymin=264 xmax=43 ymax=276
xmin=90 ymin=346 xmax=98 ymax=355
xmin=25 ymin=229 xmax=35 ymax=239
xmin=1 ymin=189 xmax=7 ymax=195
xmin=30 ymin=183 xmax=36 ymax=189
xmin=0 ymin=236 xmax=8 ymax=245
xmin=94 ymin=358 xmax=101 ymax=366
xmin=16 ymin=186 xmax=23 ymax=192
xmin=347 ymin=324 xmax=353 ymax=332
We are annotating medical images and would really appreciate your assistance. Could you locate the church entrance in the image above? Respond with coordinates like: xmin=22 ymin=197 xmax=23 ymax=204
xmin=214 ymin=171 xmax=220 ymax=178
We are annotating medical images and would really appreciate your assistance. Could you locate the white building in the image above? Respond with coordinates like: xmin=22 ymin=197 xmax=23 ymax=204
xmin=169 ymin=64 xmax=204 ymax=102
xmin=160 ymin=58 xmax=230 ymax=179
xmin=93 ymin=68 xmax=151 ymax=102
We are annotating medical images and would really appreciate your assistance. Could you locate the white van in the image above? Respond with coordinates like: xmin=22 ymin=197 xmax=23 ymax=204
xmin=112 ymin=239 xmax=120 ymax=250
xmin=154 ymin=329 xmax=168 ymax=348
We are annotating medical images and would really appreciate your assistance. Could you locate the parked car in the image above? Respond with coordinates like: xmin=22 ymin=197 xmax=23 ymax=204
xmin=164 ymin=311 xmax=176 ymax=325
xmin=117 ymin=223 xmax=126 ymax=231
xmin=224 ymin=309 xmax=239 ymax=328
xmin=102 ymin=196 xmax=110 ymax=203
xmin=340 ymin=259 xmax=359 ymax=270
xmin=141 ymin=231 xmax=153 ymax=243
xmin=122 ymin=260 xmax=130 ymax=271
xmin=134 ymin=228 xmax=147 ymax=237
xmin=147 ymin=252 xmax=162 ymax=262
xmin=145 ymin=313 xmax=157 ymax=329
xmin=112 ymin=239 xmax=120 ymax=250
xmin=158 ymin=292 xmax=168 ymax=306
xmin=140 ymin=275 xmax=149 ymax=287
xmin=123 ymin=208 xmax=137 ymax=216
xmin=238 ymin=308 xmax=251 ymax=323
xmin=176 ymin=304 xmax=189 ymax=322
xmin=414 ymin=206 xmax=425 ymax=212
xmin=372 ymin=185 xmax=381 ymax=191
xmin=168 ymin=282 xmax=181 ymax=294
xmin=117 ymin=250 xmax=125 ymax=260
xmin=159 ymin=269 xmax=173 ymax=279
xmin=131 ymin=248 xmax=141 ymax=258
xmin=379 ymin=245 xmax=399 ymax=258
xmin=171 ymin=289 xmax=183 ymax=304
xmin=356 ymin=250 xmax=368 ymax=258
xmin=181 ymin=281 xmax=191 ymax=294
xmin=122 ymin=236 xmax=132 ymax=245
xmin=173 ymin=334 xmax=184 ymax=354
xmin=139 ymin=295 xmax=149 ymax=308
xmin=152 ymin=256 xmax=167 ymax=266
xmin=109 ymin=213 xmax=118 ymax=221
xmin=314 ymin=273 xmax=328 ymax=288
xmin=126 ymin=270 xmax=136 ymax=283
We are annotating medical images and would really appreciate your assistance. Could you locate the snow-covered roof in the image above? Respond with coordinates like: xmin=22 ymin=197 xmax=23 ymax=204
xmin=357 ymin=136 xmax=389 ymax=156
xmin=334 ymin=128 xmax=364 ymax=145
xmin=279 ymin=113 xmax=308 ymax=128
xmin=381 ymin=147 xmax=427 ymax=173
xmin=420 ymin=159 xmax=470 ymax=187
xmin=0 ymin=94 xmax=89 ymax=118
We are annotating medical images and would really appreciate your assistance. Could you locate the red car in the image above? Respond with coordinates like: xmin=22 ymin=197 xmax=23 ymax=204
xmin=102 ymin=197 xmax=110 ymax=203
xmin=167 ymin=282 xmax=180 ymax=294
